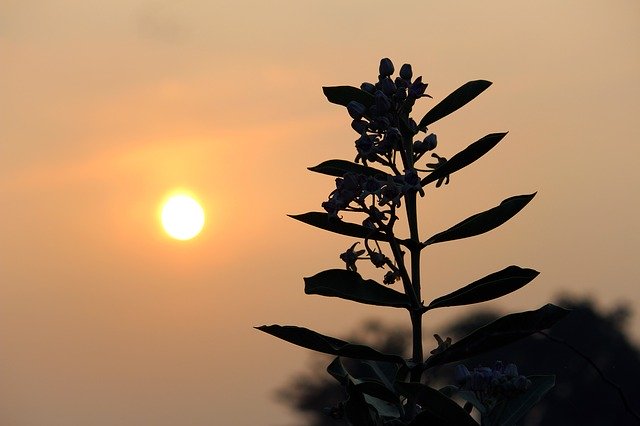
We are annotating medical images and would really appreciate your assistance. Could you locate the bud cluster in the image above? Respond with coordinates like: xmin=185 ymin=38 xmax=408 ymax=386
xmin=346 ymin=58 xmax=434 ymax=168
xmin=454 ymin=361 xmax=532 ymax=404
xmin=323 ymin=58 xmax=450 ymax=281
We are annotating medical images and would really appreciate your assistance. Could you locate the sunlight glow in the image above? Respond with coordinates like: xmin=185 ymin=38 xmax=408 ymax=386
xmin=160 ymin=194 xmax=205 ymax=240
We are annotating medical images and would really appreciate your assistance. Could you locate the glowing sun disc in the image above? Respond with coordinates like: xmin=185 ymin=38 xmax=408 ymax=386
xmin=161 ymin=194 xmax=205 ymax=240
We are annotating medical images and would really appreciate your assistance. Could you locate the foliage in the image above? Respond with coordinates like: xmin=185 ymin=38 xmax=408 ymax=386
xmin=258 ymin=58 xmax=568 ymax=424
xmin=278 ymin=298 xmax=640 ymax=425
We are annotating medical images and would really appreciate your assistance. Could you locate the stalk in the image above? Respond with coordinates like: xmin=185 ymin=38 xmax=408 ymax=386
xmin=405 ymin=190 xmax=423 ymax=382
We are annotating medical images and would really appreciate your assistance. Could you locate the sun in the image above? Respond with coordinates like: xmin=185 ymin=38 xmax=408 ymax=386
xmin=160 ymin=193 xmax=205 ymax=240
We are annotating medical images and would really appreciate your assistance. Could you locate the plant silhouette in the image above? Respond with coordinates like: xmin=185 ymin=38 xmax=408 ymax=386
xmin=257 ymin=58 xmax=569 ymax=424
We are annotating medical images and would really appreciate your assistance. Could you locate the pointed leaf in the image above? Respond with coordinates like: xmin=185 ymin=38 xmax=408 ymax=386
xmin=456 ymin=390 xmax=488 ymax=415
xmin=327 ymin=356 xmax=350 ymax=385
xmin=421 ymin=133 xmax=508 ymax=187
xmin=424 ymin=193 xmax=536 ymax=245
xmin=488 ymin=376 xmax=555 ymax=426
xmin=345 ymin=381 xmax=385 ymax=426
xmin=418 ymin=80 xmax=492 ymax=129
xmin=360 ymin=360 xmax=399 ymax=392
xmin=323 ymin=86 xmax=375 ymax=107
xmin=397 ymin=383 xmax=478 ymax=426
xmin=305 ymin=269 xmax=411 ymax=309
xmin=327 ymin=358 xmax=401 ymax=406
xmin=308 ymin=159 xmax=392 ymax=180
xmin=289 ymin=212 xmax=389 ymax=241
xmin=425 ymin=266 xmax=539 ymax=310
xmin=424 ymin=304 xmax=570 ymax=368
xmin=255 ymin=324 xmax=405 ymax=364
xmin=363 ymin=394 xmax=401 ymax=419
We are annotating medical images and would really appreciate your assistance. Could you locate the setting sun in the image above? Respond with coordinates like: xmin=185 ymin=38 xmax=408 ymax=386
xmin=160 ymin=194 xmax=205 ymax=240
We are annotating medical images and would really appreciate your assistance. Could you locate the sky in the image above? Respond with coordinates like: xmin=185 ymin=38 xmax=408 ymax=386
xmin=1 ymin=1 xmax=639 ymax=425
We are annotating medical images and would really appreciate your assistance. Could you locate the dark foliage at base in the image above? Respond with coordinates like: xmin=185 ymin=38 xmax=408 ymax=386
xmin=278 ymin=297 xmax=640 ymax=426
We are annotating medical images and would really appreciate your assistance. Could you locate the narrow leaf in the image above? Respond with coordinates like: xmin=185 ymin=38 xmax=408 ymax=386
xmin=305 ymin=269 xmax=411 ymax=309
xmin=255 ymin=324 xmax=405 ymax=364
xmin=424 ymin=193 xmax=536 ymax=245
xmin=421 ymin=133 xmax=508 ymax=187
xmin=418 ymin=80 xmax=492 ymax=129
xmin=328 ymin=358 xmax=401 ymax=409
xmin=308 ymin=159 xmax=392 ymax=180
xmin=397 ymin=383 xmax=478 ymax=426
xmin=289 ymin=212 xmax=389 ymax=241
xmin=489 ymin=376 xmax=555 ymax=426
xmin=323 ymin=86 xmax=375 ymax=107
xmin=425 ymin=266 xmax=539 ymax=310
xmin=345 ymin=381 xmax=385 ymax=426
xmin=424 ymin=304 xmax=570 ymax=368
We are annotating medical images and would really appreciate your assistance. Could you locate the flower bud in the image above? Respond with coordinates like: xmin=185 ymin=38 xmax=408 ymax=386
xmin=379 ymin=58 xmax=395 ymax=77
xmin=380 ymin=77 xmax=397 ymax=96
xmin=395 ymin=77 xmax=408 ymax=89
xmin=513 ymin=375 xmax=531 ymax=392
xmin=400 ymin=63 xmax=413 ymax=81
xmin=504 ymin=363 xmax=519 ymax=378
xmin=375 ymin=91 xmax=391 ymax=114
xmin=360 ymin=82 xmax=376 ymax=93
xmin=347 ymin=101 xmax=367 ymax=119
xmin=369 ymin=250 xmax=387 ymax=268
xmin=384 ymin=127 xmax=402 ymax=146
xmin=351 ymin=119 xmax=368 ymax=133
xmin=423 ymin=133 xmax=437 ymax=151
xmin=453 ymin=364 xmax=471 ymax=384
xmin=383 ymin=270 xmax=400 ymax=285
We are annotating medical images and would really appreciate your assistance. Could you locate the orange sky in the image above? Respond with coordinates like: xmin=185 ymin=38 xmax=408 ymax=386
xmin=1 ymin=1 xmax=639 ymax=425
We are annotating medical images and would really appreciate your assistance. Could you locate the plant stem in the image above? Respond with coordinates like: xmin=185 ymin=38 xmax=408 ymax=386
xmin=405 ymin=190 xmax=424 ymax=380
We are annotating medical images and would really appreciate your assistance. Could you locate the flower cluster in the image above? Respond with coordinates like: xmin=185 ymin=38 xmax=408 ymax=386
xmin=323 ymin=58 xmax=449 ymax=280
xmin=321 ymin=167 xmax=427 ymax=216
xmin=346 ymin=58 xmax=438 ymax=169
xmin=454 ymin=361 xmax=532 ymax=404
xmin=339 ymin=240 xmax=401 ymax=285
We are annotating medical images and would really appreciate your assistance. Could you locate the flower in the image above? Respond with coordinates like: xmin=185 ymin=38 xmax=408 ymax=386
xmin=408 ymin=76 xmax=428 ymax=99
xmin=426 ymin=153 xmax=450 ymax=187
xmin=347 ymin=101 xmax=367 ymax=120
xmin=383 ymin=270 xmax=400 ymax=285
xmin=339 ymin=242 xmax=365 ymax=272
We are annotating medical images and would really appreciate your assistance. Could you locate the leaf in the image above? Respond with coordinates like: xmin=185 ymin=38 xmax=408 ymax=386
xmin=421 ymin=133 xmax=508 ymax=187
xmin=418 ymin=80 xmax=492 ymax=129
xmin=456 ymin=390 xmax=488 ymax=415
xmin=327 ymin=358 xmax=400 ymax=404
xmin=360 ymin=360 xmax=399 ymax=392
xmin=396 ymin=382 xmax=478 ymax=426
xmin=425 ymin=266 xmax=539 ymax=310
xmin=288 ymin=212 xmax=390 ymax=241
xmin=305 ymin=269 xmax=411 ymax=309
xmin=424 ymin=193 xmax=536 ymax=245
xmin=424 ymin=304 xmax=570 ymax=368
xmin=308 ymin=159 xmax=392 ymax=180
xmin=323 ymin=86 xmax=375 ymax=108
xmin=487 ymin=376 xmax=555 ymax=426
xmin=344 ymin=381 xmax=385 ymax=426
xmin=255 ymin=324 xmax=405 ymax=364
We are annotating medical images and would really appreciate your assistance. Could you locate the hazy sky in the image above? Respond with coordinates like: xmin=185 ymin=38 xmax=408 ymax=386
xmin=1 ymin=1 xmax=639 ymax=425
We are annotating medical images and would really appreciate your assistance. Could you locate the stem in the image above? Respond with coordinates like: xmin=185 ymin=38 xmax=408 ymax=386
xmin=405 ymin=190 xmax=424 ymax=378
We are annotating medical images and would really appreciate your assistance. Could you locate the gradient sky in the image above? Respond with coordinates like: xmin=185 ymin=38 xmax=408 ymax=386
xmin=1 ymin=1 xmax=639 ymax=425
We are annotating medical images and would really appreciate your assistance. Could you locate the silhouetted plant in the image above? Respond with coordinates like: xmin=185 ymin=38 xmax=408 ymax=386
xmin=278 ymin=297 xmax=640 ymax=425
xmin=257 ymin=58 xmax=569 ymax=425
